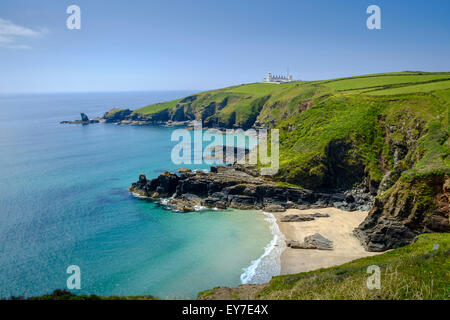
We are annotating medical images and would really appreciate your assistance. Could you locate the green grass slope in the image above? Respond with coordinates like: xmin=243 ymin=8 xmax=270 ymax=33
xmin=198 ymin=233 xmax=450 ymax=300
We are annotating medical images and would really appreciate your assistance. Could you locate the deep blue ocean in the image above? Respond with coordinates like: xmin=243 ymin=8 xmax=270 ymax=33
xmin=0 ymin=91 xmax=274 ymax=299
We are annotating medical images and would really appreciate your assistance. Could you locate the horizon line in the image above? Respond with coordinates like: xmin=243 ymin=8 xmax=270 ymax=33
xmin=2 ymin=70 xmax=449 ymax=96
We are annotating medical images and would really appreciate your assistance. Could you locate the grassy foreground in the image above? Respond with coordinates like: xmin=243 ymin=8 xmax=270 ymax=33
xmin=199 ymin=233 xmax=449 ymax=300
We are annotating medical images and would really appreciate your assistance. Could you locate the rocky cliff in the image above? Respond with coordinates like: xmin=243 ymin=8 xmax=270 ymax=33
xmin=354 ymin=174 xmax=449 ymax=251
xmin=130 ymin=165 xmax=373 ymax=213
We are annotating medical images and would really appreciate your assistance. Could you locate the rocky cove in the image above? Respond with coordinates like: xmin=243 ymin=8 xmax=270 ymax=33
xmin=129 ymin=165 xmax=380 ymax=244
xmin=129 ymin=164 xmax=450 ymax=252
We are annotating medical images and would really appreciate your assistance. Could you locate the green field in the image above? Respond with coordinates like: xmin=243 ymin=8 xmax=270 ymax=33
xmin=319 ymin=73 xmax=450 ymax=91
xmin=135 ymin=99 xmax=180 ymax=115
xmin=368 ymin=79 xmax=450 ymax=95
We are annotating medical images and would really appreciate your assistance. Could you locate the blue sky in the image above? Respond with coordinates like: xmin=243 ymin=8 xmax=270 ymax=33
xmin=0 ymin=0 xmax=449 ymax=93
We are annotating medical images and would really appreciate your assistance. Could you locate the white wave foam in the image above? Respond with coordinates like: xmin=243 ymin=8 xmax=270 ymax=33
xmin=240 ymin=211 xmax=286 ymax=284
xmin=131 ymin=193 xmax=173 ymax=209
xmin=193 ymin=205 xmax=207 ymax=211
xmin=130 ymin=192 xmax=150 ymax=199
xmin=160 ymin=198 xmax=170 ymax=205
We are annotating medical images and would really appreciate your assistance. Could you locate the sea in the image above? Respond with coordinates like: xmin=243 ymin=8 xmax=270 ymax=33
xmin=0 ymin=91 xmax=284 ymax=299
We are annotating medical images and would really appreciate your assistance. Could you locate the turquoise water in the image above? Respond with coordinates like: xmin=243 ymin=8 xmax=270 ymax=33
xmin=0 ymin=92 xmax=273 ymax=299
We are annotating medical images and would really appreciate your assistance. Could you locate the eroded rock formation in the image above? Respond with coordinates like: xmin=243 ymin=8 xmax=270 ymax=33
xmin=354 ymin=174 xmax=450 ymax=251
xmin=129 ymin=165 xmax=374 ymax=213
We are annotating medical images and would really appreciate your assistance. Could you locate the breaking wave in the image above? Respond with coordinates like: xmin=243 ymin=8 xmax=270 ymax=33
xmin=240 ymin=211 xmax=286 ymax=284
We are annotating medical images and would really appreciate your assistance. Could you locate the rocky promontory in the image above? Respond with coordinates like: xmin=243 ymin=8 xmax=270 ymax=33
xmin=129 ymin=165 xmax=373 ymax=213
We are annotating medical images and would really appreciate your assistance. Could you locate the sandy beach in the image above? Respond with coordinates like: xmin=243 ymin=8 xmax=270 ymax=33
xmin=273 ymin=208 xmax=380 ymax=275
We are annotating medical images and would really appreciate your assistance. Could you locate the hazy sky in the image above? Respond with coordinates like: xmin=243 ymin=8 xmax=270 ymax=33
xmin=0 ymin=0 xmax=449 ymax=93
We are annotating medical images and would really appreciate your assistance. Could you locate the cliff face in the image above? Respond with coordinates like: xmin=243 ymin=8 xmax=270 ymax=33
xmin=112 ymin=72 xmax=450 ymax=251
xmin=354 ymin=174 xmax=449 ymax=251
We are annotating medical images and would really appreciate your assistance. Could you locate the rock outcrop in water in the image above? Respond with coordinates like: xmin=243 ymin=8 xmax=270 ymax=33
xmin=129 ymin=165 xmax=374 ymax=213
xmin=60 ymin=113 xmax=101 ymax=124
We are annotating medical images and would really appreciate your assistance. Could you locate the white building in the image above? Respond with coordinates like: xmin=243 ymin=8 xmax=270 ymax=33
xmin=263 ymin=72 xmax=293 ymax=84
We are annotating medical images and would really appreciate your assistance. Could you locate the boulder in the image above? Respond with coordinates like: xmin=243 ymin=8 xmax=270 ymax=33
xmin=303 ymin=233 xmax=334 ymax=250
xmin=311 ymin=212 xmax=330 ymax=218
xmin=280 ymin=214 xmax=315 ymax=222
xmin=264 ymin=204 xmax=286 ymax=212
xmin=286 ymin=233 xmax=333 ymax=250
